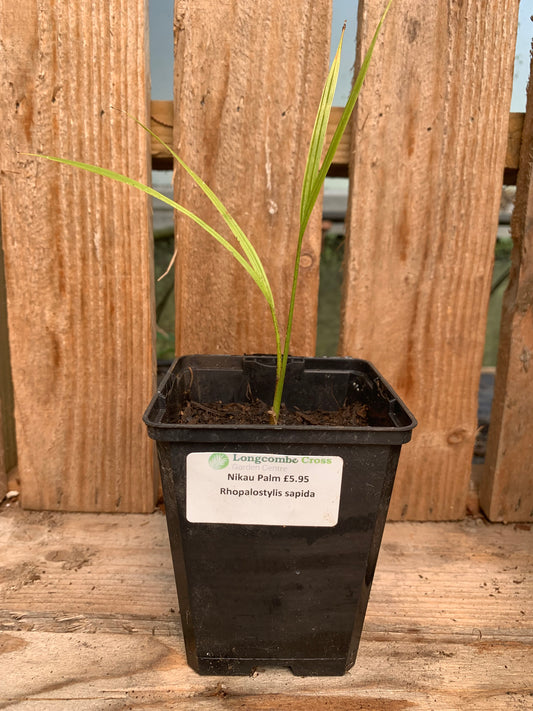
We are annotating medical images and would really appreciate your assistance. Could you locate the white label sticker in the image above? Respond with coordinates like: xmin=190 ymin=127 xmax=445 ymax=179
xmin=186 ymin=452 xmax=343 ymax=527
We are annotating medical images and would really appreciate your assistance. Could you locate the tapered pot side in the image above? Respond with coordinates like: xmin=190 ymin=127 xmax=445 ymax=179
xmin=143 ymin=355 xmax=416 ymax=676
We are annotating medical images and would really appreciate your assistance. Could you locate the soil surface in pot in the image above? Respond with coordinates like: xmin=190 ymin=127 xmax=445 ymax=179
xmin=175 ymin=399 xmax=370 ymax=426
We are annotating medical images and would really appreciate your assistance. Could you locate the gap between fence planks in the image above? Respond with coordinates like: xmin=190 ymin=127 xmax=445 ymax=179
xmin=480 ymin=40 xmax=533 ymax=523
xmin=0 ymin=204 xmax=15 ymax=500
xmin=171 ymin=0 xmax=331 ymax=357
xmin=0 ymin=412 xmax=6 ymax=502
xmin=0 ymin=1 xmax=156 ymax=512
xmin=339 ymin=0 xmax=519 ymax=521
xmin=151 ymin=102 xmax=524 ymax=180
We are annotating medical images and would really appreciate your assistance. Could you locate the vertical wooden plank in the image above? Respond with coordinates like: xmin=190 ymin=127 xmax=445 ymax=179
xmin=340 ymin=0 xmax=519 ymax=519
xmin=0 ymin=1 xmax=156 ymax=511
xmin=172 ymin=0 xmax=331 ymax=357
xmin=480 ymin=41 xmax=533 ymax=523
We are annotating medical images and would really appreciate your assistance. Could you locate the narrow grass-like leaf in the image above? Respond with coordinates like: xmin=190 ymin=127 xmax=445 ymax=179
xmin=119 ymin=112 xmax=282 ymax=374
xmin=300 ymin=0 xmax=393 ymax=235
xmin=272 ymin=0 xmax=393 ymax=420
xmin=26 ymin=153 xmax=270 ymax=303
xmin=123 ymin=114 xmax=274 ymax=312
xmin=299 ymin=24 xmax=345 ymax=226
xmin=28 ymin=150 xmax=283 ymax=383
xmin=28 ymin=0 xmax=391 ymax=425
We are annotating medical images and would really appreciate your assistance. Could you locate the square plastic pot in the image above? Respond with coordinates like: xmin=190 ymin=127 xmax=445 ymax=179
xmin=143 ymin=354 xmax=416 ymax=676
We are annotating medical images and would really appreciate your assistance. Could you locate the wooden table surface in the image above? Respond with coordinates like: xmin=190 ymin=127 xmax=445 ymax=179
xmin=0 ymin=508 xmax=531 ymax=710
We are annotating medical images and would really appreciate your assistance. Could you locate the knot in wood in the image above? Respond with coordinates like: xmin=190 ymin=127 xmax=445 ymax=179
xmin=299 ymin=252 xmax=314 ymax=269
xmin=519 ymin=347 xmax=531 ymax=373
xmin=447 ymin=427 xmax=468 ymax=445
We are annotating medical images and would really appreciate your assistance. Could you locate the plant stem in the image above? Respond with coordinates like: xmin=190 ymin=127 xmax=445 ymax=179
xmin=271 ymin=221 xmax=307 ymax=423
xmin=270 ymin=0 xmax=393 ymax=423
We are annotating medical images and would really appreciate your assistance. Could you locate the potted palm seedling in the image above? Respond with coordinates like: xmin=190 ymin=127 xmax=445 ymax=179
xmin=32 ymin=1 xmax=416 ymax=676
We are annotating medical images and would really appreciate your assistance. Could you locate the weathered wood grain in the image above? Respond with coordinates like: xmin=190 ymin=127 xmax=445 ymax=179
xmin=340 ymin=0 xmax=519 ymax=520
xmin=150 ymin=103 xmax=525 ymax=182
xmin=1 ymin=511 xmax=531 ymax=644
xmin=171 ymin=0 xmax=331 ymax=357
xmin=0 ymin=1 xmax=156 ymax=511
xmin=0 ymin=632 xmax=531 ymax=710
xmin=151 ymin=103 xmax=353 ymax=177
xmin=0 ymin=510 xmax=531 ymax=709
xmin=480 ymin=42 xmax=533 ymax=522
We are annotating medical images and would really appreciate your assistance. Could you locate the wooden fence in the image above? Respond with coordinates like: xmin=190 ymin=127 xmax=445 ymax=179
xmin=0 ymin=0 xmax=531 ymax=521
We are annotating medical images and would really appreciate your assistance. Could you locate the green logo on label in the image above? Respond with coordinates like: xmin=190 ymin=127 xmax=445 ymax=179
xmin=209 ymin=452 xmax=229 ymax=470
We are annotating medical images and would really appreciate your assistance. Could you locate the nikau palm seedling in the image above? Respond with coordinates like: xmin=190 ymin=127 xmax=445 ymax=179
xmin=30 ymin=3 xmax=392 ymax=424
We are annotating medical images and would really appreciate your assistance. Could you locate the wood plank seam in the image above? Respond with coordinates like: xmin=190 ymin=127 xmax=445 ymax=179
xmin=480 ymin=36 xmax=533 ymax=523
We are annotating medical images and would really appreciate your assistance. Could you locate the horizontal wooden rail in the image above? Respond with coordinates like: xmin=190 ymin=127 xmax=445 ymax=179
xmin=150 ymin=101 xmax=174 ymax=171
xmin=151 ymin=101 xmax=524 ymax=182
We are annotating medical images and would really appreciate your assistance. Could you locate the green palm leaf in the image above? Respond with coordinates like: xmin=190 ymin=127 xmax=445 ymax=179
xmin=272 ymin=0 xmax=393 ymax=418
xmin=27 ymin=0 xmax=392 ymax=424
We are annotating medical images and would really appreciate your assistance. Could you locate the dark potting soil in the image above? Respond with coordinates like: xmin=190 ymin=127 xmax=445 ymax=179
xmin=176 ymin=398 xmax=369 ymax=426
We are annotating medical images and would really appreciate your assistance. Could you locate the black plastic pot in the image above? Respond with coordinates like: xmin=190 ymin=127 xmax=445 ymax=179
xmin=143 ymin=354 xmax=416 ymax=676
